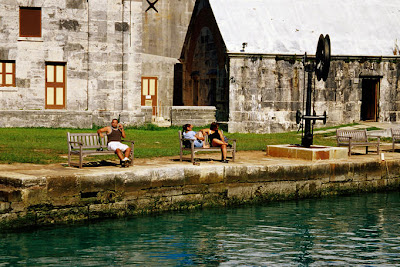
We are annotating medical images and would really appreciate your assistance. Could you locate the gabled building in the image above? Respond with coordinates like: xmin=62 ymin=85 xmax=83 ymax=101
xmin=180 ymin=0 xmax=400 ymax=133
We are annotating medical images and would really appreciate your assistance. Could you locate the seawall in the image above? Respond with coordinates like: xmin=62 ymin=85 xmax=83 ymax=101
xmin=1 ymin=151 xmax=399 ymax=229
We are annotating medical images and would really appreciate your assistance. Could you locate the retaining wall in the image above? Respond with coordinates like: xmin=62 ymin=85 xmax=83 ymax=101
xmin=171 ymin=106 xmax=216 ymax=126
xmin=1 ymin=159 xmax=399 ymax=229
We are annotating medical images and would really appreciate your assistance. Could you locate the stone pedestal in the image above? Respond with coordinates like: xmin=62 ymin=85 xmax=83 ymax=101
xmin=267 ymin=144 xmax=348 ymax=161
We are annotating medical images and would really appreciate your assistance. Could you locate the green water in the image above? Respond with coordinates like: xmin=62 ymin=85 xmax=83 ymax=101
xmin=1 ymin=192 xmax=400 ymax=266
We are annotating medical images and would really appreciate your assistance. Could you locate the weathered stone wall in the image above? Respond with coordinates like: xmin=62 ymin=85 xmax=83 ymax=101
xmin=0 ymin=110 xmax=146 ymax=128
xmin=179 ymin=2 xmax=229 ymax=122
xmin=1 ymin=160 xmax=399 ymax=229
xmin=228 ymin=55 xmax=400 ymax=133
xmin=171 ymin=106 xmax=216 ymax=126
xmin=0 ymin=0 xmax=143 ymax=127
xmin=141 ymin=54 xmax=179 ymax=111
xmin=141 ymin=0 xmax=196 ymax=110
xmin=142 ymin=0 xmax=195 ymax=59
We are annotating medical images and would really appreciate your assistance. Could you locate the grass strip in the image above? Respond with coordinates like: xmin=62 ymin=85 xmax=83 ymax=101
xmin=0 ymin=123 xmax=374 ymax=164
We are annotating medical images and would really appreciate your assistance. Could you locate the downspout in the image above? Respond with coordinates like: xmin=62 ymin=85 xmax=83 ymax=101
xmin=86 ymin=0 xmax=90 ymax=110
xmin=121 ymin=0 xmax=125 ymax=111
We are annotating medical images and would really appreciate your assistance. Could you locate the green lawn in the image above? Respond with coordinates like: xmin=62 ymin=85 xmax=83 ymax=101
xmin=0 ymin=123 xmax=370 ymax=164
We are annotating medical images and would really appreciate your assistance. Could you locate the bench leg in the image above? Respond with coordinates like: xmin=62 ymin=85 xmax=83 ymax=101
xmin=393 ymin=141 xmax=395 ymax=152
xmin=348 ymin=146 xmax=351 ymax=156
xmin=79 ymin=147 xmax=83 ymax=169
xmin=68 ymin=152 xmax=71 ymax=167
xmin=366 ymin=146 xmax=368 ymax=154
xmin=180 ymin=148 xmax=183 ymax=162
xmin=191 ymin=149 xmax=194 ymax=163
xmin=129 ymin=143 xmax=134 ymax=166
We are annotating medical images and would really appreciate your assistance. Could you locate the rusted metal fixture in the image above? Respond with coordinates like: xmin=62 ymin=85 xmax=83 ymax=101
xmin=297 ymin=34 xmax=331 ymax=148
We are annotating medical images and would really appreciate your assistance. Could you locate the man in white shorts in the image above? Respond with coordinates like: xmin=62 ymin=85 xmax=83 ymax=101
xmin=97 ymin=119 xmax=132 ymax=166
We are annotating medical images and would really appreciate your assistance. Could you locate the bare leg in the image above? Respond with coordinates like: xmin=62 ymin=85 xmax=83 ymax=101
xmin=124 ymin=147 xmax=132 ymax=158
xmin=198 ymin=132 xmax=209 ymax=148
xmin=212 ymin=139 xmax=227 ymax=160
xmin=115 ymin=148 xmax=124 ymax=161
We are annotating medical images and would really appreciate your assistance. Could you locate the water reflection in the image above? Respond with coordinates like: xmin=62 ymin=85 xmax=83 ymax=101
xmin=1 ymin=192 xmax=399 ymax=266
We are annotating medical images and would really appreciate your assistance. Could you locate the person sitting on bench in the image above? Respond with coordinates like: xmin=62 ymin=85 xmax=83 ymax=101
xmin=97 ymin=119 xmax=131 ymax=164
xmin=182 ymin=124 xmax=209 ymax=148
xmin=201 ymin=122 xmax=229 ymax=163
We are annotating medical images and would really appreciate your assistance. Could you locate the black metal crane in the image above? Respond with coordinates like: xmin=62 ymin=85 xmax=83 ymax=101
xmin=296 ymin=34 xmax=331 ymax=147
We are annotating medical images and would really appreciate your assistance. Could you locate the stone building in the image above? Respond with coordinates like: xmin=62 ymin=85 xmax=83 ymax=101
xmin=0 ymin=0 xmax=144 ymax=127
xmin=0 ymin=0 xmax=201 ymax=128
xmin=180 ymin=0 xmax=400 ymax=133
xmin=141 ymin=0 xmax=197 ymax=122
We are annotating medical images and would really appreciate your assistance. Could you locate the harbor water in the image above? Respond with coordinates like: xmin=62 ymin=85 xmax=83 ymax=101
xmin=1 ymin=191 xmax=399 ymax=266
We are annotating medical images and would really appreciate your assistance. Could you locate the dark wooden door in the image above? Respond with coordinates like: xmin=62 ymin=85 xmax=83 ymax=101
xmin=361 ymin=79 xmax=379 ymax=121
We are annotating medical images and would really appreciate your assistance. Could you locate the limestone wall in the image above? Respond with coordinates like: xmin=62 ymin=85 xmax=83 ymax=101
xmin=228 ymin=55 xmax=400 ymax=133
xmin=0 ymin=159 xmax=399 ymax=229
xmin=141 ymin=0 xmax=196 ymax=110
xmin=0 ymin=0 xmax=143 ymax=126
xmin=142 ymin=0 xmax=196 ymax=59
xmin=0 ymin=110 xmax=147 ymax=128
xmin=171 ymin=106 xmax=216 ymax=126
xmin=141 ymin=54 xmax=179 ymax=110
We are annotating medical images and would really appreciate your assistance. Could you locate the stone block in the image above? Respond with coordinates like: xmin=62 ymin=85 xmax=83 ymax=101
xmin=79 ymin=173 xmax=116 ymax=193
xmin=21 ymin=187 xmax=49 ymax=207
xmin=182 ymin=184 xmax=208 ymax=195
xmin=0 ymin=189 xmax=22 ymax=202
xmin=118 ymin=171 xmax=152 ymax=192
xmin=227 ymin=183 xmax=255 ymax=200
xmin=144 ymin=188 xmax=183 ymax=198
xmin=170 ymin=194 xmax=203 ymax=204
xmin=47 ymin=176 xmax=80 ymax=199
xmin=150 ymin=168 xmax=185 ymax=188
xmin=0 ymin=202 xmax=11 ymax=213
xmin=36 ymin=206 xmax=89 ymax=225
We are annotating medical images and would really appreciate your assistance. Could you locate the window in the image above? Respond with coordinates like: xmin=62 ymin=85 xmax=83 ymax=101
xmin=0 ymin=61 xmax=16 ymax=87
xmin=20 ymin=7 xmax=41 ymax=37
xmin=45 ymin=63 xmax=66 ymax=109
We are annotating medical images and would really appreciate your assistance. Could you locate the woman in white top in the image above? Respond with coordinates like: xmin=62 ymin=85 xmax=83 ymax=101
xmin=182 ymin=124 xmax=209 ymax=148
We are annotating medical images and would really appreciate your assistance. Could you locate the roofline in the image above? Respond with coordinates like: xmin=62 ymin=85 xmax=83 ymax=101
xmin=227 ymin=52 xmax=400 ymax=61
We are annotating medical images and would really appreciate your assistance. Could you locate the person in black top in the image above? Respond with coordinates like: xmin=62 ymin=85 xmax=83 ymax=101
xmin=97 ymin=119 xmax=132 ymax=165
xmin=201 ymin=122 xmax=229 ymax=163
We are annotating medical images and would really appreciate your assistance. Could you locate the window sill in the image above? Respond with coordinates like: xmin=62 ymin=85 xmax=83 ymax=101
xmin=17 ymin=37 xmax=43 ymax=42
xmin=0 ymin=87 xmax=17 ymax=92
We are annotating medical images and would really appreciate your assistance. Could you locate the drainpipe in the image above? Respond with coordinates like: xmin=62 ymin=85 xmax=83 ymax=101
xmin=121 ymin=0 xmax=125 ymax=111
xmin=86 ymin=0 xmax=90 ymax=110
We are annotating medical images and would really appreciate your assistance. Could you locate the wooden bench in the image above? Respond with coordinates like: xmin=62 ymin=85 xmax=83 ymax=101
xmin=67 ymin=132 xmax=134 ymax=168
xmin=336 ymin=129 xmax=380 ymax=156
xmin=179 ymin=130 xmax=236 ymax=162
xmin=391 ymin=128 xmax=400 ymax=152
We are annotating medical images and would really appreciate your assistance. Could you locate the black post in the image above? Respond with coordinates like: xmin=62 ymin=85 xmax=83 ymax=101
xmin=302 ymin=70 xmax=313 ymax=148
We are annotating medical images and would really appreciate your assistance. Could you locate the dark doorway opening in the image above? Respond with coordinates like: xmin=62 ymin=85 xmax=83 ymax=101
xmin=361 ymin=78 xmax=380 ymax=121
xmin=192 ymin=75 xmax=199 ymax=106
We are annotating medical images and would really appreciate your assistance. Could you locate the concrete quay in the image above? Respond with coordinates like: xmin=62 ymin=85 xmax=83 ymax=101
xmin=1 ymin=149 xmax=400 ymax=229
